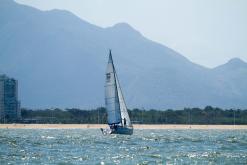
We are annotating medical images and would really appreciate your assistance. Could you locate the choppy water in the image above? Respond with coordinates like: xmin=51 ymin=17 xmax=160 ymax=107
xmin=0 ymin=129 xmax=247 ymax=164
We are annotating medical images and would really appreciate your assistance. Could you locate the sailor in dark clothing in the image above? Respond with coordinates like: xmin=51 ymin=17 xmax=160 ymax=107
xmin=123 ymin=118 xmax=126 ymax=126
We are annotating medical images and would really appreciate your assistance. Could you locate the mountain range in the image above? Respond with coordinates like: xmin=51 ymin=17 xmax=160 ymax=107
xmin=0 ymin=0 xmax=247 ymax=109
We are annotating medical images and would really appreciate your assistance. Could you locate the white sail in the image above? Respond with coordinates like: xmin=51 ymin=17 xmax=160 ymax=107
xmin=115 ymin=73 xmax=132 ymax=127
xmin=105 ymin=51 xmax=121 ymax=124
xmin=102 ymin=50 xmax=133 ymax=135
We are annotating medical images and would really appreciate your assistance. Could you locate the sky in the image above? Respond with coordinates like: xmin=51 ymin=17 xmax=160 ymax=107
xmin=15 ymin=0 xmax=247 ymax=68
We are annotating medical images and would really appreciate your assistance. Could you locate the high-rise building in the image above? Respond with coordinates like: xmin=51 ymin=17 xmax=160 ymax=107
xmin=0 ymin=75 xmax=21 ymax=123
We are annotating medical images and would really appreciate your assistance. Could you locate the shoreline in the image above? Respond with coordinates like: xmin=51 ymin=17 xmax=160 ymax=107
xmin=0 ymin=124 xmax=247 ymax=129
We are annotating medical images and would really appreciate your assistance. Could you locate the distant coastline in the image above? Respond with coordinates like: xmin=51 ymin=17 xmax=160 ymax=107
xmin=1 ymin=124 xmax=247 ymax=130
xmin=15 ymin=107 xmax=247 ymax=125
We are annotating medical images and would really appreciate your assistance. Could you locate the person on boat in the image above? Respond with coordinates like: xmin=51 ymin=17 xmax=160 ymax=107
xmin=110 ymin=124 xmax=117 ymax=130
xmin=110 ymin=125 xmax=114 ymax=130
xmin=114 ymin=124 xmax=117 ymax=130
xmin=123 ymin=118 xmax=126 ymax=126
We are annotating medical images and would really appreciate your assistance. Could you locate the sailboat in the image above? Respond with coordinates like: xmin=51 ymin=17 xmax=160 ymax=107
xmin=100 ymin=50 xmax=133 ymax=135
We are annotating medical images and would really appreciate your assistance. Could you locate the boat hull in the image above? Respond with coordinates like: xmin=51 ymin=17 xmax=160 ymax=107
xmin=101 ymin=126 xmax=133 ymax=135
xmin=111 ymin=126 xmax=133 ymax=135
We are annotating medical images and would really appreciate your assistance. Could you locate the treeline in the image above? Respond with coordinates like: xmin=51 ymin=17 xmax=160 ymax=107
xmin=18 ymin=106 xmax=247 ymax=124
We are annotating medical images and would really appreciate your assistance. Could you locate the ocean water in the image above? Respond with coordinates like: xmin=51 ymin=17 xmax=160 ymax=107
xmin=0 ymin=129 xmax=247 ymax=165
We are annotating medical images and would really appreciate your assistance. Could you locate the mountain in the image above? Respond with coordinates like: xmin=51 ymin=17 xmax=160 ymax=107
xmin=210 ymin=58 xmax=247 ymax=108
xmin=0 ymin=0 xmax=246 ymax=109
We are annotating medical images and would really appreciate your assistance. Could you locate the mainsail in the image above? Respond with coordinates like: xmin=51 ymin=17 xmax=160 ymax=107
xmin=105 ymin=51 xmax=121 ymax=124
xmin=105 ymin=50 xmax=132 ymax=127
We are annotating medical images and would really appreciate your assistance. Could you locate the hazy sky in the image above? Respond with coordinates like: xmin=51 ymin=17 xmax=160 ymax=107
xmin=15 ymin=0 xmax=247 ymax=68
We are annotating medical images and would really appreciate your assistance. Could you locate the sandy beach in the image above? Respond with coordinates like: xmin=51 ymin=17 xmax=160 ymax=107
xmin=0 ymin=124 xmax=247 ymax=129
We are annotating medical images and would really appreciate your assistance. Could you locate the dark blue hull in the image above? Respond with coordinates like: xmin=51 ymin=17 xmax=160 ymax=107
xmin=111 ymin=126 xmax=133 ymax=135
xmin=101 ymin=126 xmax=133 ymax=135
